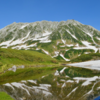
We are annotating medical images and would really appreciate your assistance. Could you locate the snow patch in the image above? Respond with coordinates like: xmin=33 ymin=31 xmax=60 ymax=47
xmin=74 ymin=41 xmax=98 ymax=53
xmin=60 ymin=67 xmax=67 ymax=74
xmin=66 ymin=44 xmax=74 ymax=47
xmin=68 ymin=60 xmax=100 ymax=70
xmin=27 ymin=80 xmax=37 ymax=84
xmin=62 ymin=83 xmax=66 ymax=88
xmin=42 ymin=31 xmax=52 ymax=36
xmin=67 ymin=87 xmax=78 ymax=97
xmin=20 ymin=24 xmax=28 ymax=29
xmin=60 ymin=54 xmax=70 ymax=61
xmin=73 ymin=76 xmax=98 ymax=86
xmin=54 ymin=70 xmax=59 ymax=76
xmin=52 ymin=51 xmax=59 ymax=57
xmin=42 ymin=49 xmax=49 ymax=55
xmin=12 ymin=43 xmax=37 ymax=50
xmin=66 ymin=30 xmax=77 ymax=40
xmin=96 ymin=37 xmax=100 ymax=40
xmin=66 ymin=80 xmax=74 ymax=83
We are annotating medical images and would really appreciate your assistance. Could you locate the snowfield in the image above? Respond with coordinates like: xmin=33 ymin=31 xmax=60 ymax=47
xmin=67 ymin=60 xmax=100 ymax=70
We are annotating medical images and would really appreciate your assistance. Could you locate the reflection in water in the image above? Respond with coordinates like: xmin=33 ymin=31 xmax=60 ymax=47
xmin=0 ymin=67 xmax=100 ymax=100
xmin=0 ymin=80 xmax=54 ymax=100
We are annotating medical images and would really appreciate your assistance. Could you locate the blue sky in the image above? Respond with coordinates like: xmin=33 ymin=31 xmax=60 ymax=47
xmin=0 ymin=0 xmax=100 ymax=30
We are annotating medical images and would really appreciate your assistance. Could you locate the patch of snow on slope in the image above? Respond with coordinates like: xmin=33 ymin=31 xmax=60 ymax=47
xmin=62 ymin=39 xmax=66 ymax=44
xmin=0 ymin=40 xmax=11 ymax=46
xmin=27 ymin=80 xmax=37 ymax=84
xmin=36 ymin=48 xmax=40 ymax=50
xmin=65 ymin=75 xmax=69 ymax=78
xmin=73 ymin=76 xmax=98 ymax=86
xmin=80 ymin=29 xmax=93 ymax=37
xmin=66 ymin=30 xmax=77 ymax=40
xmin=42 ymin=91 xmax=52 ymax=96
xmin=54 ymin=70 xmax=59 ymax=76
xmin=60 ymin=54 xmax=70 ymax=61
xmin=66 ymin=44 xmax=74 ymax=47
xmin=39 ymin=84 xmax=51 ymax=88
xmin=42 ymin=31 xmax=52 ymax=36
xmin=96 ymin=37 xmax=100 ymax=40
xmin=1 ymin=32 xmax=30 ymax=47
xmin=82 ymin=31 xmax=92 ymax=38
xmin=20 ymin=24 xmax=28 ymax=29
xmin=66 ymin=80 xmax=74 ymax=83
xmin=67 ymin=60 xmax=100 ymax=70
xmin=4 ymin=83 xmax=14 ymax=90
xmin=60 ymin=45 xmax=65 ymax=47
xmin=62 ymin=83 xmax=66 ymax=88
xmin=8 ymin=32 xmax=30 ymax=46
xmin=34 ymin=35 xmax=51 ymax=43
xmin=0 ymin=38 xmax=14 ymax=47
xmin=40 ymin=40 xmax=51 ymax=43
xmin=32 ymin=84 xmax=51 ymax=92
xmin=60 ymin=79 xmax=65 ymax=82
xmin=86 ymin=32 xmax=92 ymax=37
xmin=97 ymin=87 xmax=100 ymax=90
xmin=66 ymin=87 xmax=78 ymax=97
xmin=84 ymin=52 xmax=90 ymax=54
xmin=42 ymin=49 xmax=49 ymax=55
xmin=21 ymin=32 xmax=30 ymax=41
xmin=82 ymin=76 xmax=98 ymax=86
xmin=11 ymin=82 xmax=30 ymax=95
xmin=82 ymin=41 xmax=91 ymax=46
xmin=74 ymin=41 xmax=98 ymax=53
xmin=60 ymin=67 xmax=67 ymax=73
xmin=75 ymin=43 xmax=79 ymax=47
xmin=12 ymin=43 xmax=37 ymax=50
xmin=78 ymin=54 xmax=81 ymax=56
xmin=57 ymin=41 xmax=60 ymax=45
xmin=10 ymin=39 xmax=24 ymax=46
xmin=52 ymin=51 xmax=59 ymax=57
xmin=21 ymin=80 xmax=26 ymax=83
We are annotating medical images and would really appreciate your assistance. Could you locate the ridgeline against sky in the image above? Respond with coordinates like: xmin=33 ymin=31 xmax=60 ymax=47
xmin=0 ymin=0 xmax=100 ymax=30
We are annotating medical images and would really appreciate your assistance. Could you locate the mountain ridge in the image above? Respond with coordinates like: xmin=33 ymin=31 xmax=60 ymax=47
xmin=0 ymin=20 xmax=100 ymax=61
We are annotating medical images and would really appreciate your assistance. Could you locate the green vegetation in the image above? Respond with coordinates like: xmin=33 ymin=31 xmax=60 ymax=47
xmin=37 ymin=41 xmax=56 ymax=53
xmin=70 ymin=53 xmax=100 ymax=62
xmin=64 ymin=49 xmax=94 ymax=59
xmin=0 ymin=66 xmax=59 ymax=84
xmin=55 ymin=55 xmax=64 ymax=61
xmin=0 ymin=92 xmax=13 ymax=100
xmin=0 ymin=48 xmax=57 ymax=65
xmin=0 ymin=48 xmax=59 ymax=75
xmin=58 ymin=66 xmax=100 ymax=78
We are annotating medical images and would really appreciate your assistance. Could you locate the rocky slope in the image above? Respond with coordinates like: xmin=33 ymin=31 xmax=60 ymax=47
xmin=0 ymin=20 xmax=100 ymax=61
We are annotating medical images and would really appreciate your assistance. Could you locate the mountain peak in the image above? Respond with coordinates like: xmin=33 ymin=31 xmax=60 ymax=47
xmin=66 ymin=19 xmax=82 ymax=25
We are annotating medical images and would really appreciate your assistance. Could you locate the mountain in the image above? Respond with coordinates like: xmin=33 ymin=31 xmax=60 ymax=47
xmin=0 ymin=20 xmax=100 ymax=61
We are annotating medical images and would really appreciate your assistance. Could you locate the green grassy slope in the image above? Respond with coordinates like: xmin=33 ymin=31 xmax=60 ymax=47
xmin=0 ymin=92 xmax=14 ymax=100
xmin=0 ymin=48 xmax=57 ymax=65
xmin=70 ymin=53 xmax=100 ymax=62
